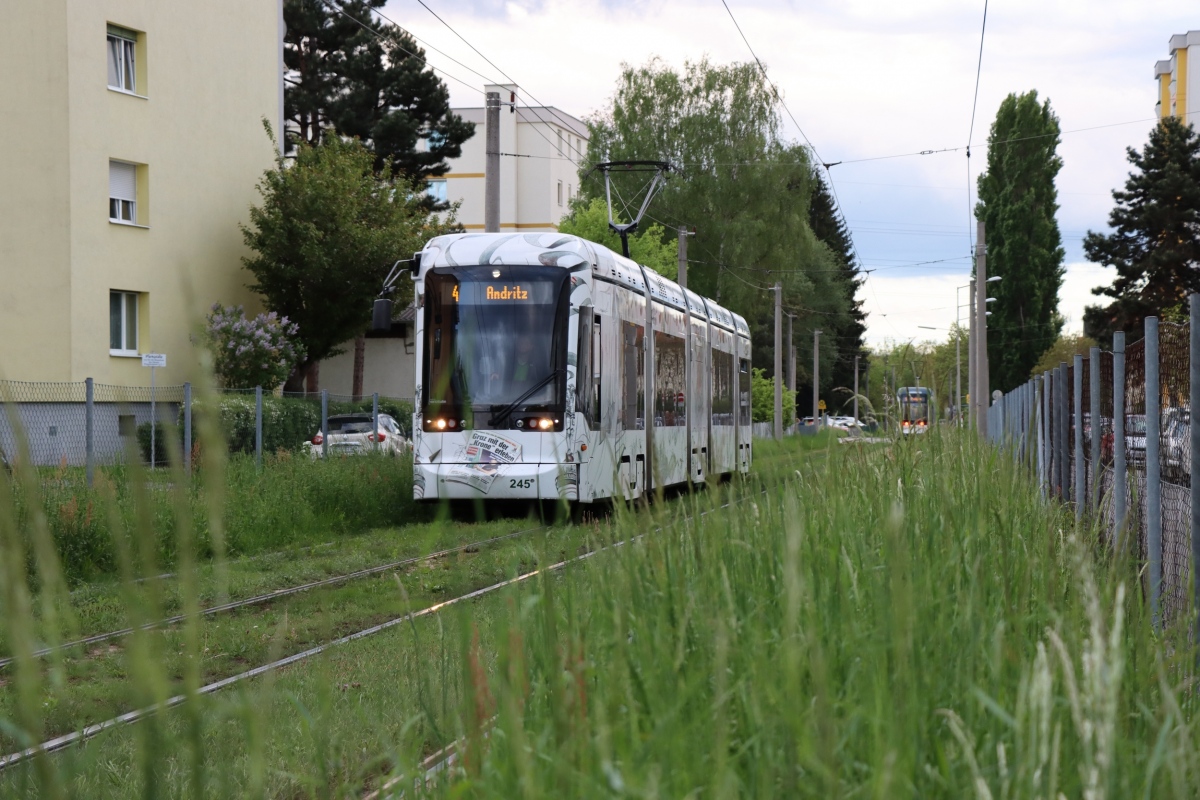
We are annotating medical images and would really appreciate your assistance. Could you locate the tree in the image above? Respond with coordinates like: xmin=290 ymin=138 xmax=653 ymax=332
xmin=583 ymin=58 xmax=850 ymax=398
xmin=1082 ymin=116 xmax=1200 ymax=345
xmin=205 ymin=305 xmax=305 ymax=389
xmin=806 ymin=169 xmax=868 ymax=402
xmin=750 ymin=368 xmax=796 ymax=424
xmin=283 ymin=0 xmax=473 ymax=183
xmin=241 ymin=130 xmax=449 ymax=390
xmin=975 ymin=90 xmax=1065 ymax=392
xmin=1030 ymin=333 xmax=1097 ymax=378
xmin=556 ymin=198 xmax=678 ymax=277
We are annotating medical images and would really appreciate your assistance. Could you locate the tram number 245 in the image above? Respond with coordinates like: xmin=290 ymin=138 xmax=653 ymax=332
xmin=509 ymin=478 xmax=535 ymax=489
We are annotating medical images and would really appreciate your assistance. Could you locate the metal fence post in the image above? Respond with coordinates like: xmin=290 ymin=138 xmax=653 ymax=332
xmin=1090 ymin=347 xmax=1101 ymax=512
xmin=1190 ymin=293 xmax=1200 ymax=661
xmin=1146 ymin=316 xmax=1162 ymax=629
xmin=183 ymin=382 xmax=192 ymax=476
xmin=372 ymin=392 xmax=379 ymax=452
xmin=321 ymin=390 xmax=329 ymax=459
xmin=85 ymin=377 xmax=94 ymax=488
xmin=1114 ymin=332 xmax=1126 ymax=547
xmin=255 ymin=385 xmax=263 ymax=470
xmin=1039 ymin=374 xmax=1048 ymax=494
xmin=1074 ymin=355 xmax=1084 ymax=519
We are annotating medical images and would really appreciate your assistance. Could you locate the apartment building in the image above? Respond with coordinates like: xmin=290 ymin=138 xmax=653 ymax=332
xmin=0 ymin=1 xmax=282 ymax=386
xmin=320 ymin=84 xmax=590 ymax=400
xmin=1155 ymin=31 xmax=1199 ymax=123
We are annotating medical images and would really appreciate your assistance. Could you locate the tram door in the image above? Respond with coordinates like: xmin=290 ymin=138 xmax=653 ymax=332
xmin=619 ymin=320 xmax=645 ymax=499
xmin=689 ymin=316 xmax=709 ymax=483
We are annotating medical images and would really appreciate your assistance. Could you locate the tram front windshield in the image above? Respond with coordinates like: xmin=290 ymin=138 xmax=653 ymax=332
xmin=901 ymin=392 xmax=930 ymax=423
xmin=422 ymin=265 xmax=569 ymax=430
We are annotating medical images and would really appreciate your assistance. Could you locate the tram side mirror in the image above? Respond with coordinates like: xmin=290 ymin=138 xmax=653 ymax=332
xmin=410 ymin=251 xmax=422 ymax=277
xmin=371 ymin=298 xmax=394 ymax=332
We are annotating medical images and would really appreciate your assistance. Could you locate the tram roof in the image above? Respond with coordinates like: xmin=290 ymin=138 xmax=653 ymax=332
xmin=422 ymin=232 xmax=745 ymax=335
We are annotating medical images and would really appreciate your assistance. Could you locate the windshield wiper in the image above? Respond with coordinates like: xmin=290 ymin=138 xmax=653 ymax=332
xmin=488 ymin=369 xmax=565 ymax=427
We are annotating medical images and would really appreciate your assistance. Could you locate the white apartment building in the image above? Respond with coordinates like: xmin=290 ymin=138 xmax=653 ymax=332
xmin=319 ymin=84 xmax=591 ymax=401
xmin=1155 ymin=31 xmax=1200 ymax=123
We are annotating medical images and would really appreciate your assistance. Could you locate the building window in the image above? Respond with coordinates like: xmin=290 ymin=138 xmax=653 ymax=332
xmin=568 ymin=184 xmax=573 ymax=201
xmin=110 ymin=291 xmax=139 ymax=355
xmin=557 ymin=180 xmax=563 ymax=206
xmin=426 ymin=179 xmax=448 ymax=204
xmin=557 ymin=129 xmax=563 ymax=154
xmin=107 ymin=25 xmax=137 ymax=93
xmin=109 ymin=160 xmax=137 ymax=223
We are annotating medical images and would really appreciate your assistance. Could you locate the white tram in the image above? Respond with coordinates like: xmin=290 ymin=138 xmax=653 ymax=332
xmin=410 ymin=232 xmax=752 ymax=505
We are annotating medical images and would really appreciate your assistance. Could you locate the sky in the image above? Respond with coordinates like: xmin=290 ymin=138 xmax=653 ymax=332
xmin=381 ymin=0 xmax=1197 ymax=348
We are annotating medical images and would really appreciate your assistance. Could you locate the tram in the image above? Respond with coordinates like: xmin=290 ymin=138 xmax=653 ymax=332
xmin=897 ymin=386 xmax=932 ymax=434
xmin=406 ymin=232 xmax=752 ymax=505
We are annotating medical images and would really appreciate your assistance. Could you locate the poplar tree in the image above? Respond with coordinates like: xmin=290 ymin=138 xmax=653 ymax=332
xmin=1082 ymin=116 xmax=1200 ymax=344
xmin=975 ymin=90 xmax=1065 ymax=392
xmin=283 ymin=0 xmax=473 ymax=183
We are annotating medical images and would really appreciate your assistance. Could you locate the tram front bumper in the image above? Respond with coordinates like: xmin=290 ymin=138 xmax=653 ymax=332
xmin=414 ymin=461 xmax=578 ymax=501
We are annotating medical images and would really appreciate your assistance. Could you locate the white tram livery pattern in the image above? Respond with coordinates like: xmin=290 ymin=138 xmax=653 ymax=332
xmin=411 ymin=232 xmax=752 ymax=505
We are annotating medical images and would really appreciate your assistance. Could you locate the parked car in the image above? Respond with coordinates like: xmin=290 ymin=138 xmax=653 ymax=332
xmin=304 ymin=413 xmax=409 ymax=458
xmin=1163 ymin=408 xmax=1191 ymax=485
xmin=1124 ymin=414 xmax=1147 ymax=465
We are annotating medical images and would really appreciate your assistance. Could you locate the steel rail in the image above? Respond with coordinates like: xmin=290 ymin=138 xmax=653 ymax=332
xmin=0 ymin=488 xmax=760 ymax=772
xmin=0 ymin=523 xmax=552 ymax=671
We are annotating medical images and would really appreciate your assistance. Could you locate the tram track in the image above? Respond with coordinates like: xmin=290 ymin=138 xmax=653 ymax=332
xmin=0 ymin=485 xmax=764 ymax=772
xmin=0 ymin=521 xmax=555 ymax=672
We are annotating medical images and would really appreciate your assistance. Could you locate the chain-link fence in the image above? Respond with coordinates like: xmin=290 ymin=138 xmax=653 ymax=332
xmin=0 ymin=380 xmax=413 ymax=479
xmin=988 ymin=304 xmax=1199 ymax=639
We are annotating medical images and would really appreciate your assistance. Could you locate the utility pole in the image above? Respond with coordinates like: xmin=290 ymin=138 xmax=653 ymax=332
xmin=484 ymin=91 xmax=500 ymax=233
xmin=813 ymin=329 xmax=823 ymax=431
xmin=786 ymin=313 xmax=796 ymax=394
xmin=677 ymin=227 xmax=693 ymax=290
xmin=974 ymin=220 xmax=988 ymax=437
xmin=968 ymin=282 xmax=976 ymax=429
xmin=774 ymin=282 xmax=783 ymax=441
xmin=853 ymin=354 xmax=860 ymax=423
xmin=955 ymin=327 xmax=962 ymax=426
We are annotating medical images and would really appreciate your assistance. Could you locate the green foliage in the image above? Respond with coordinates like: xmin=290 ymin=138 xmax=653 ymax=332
xmin=808 ymin=171 xmax=868 ymax=397
xmin=205 ymin=304 xmax=305 ymax=390
xmin=136 ymin=421 xmax=177 ymax=467
xmin=1083 ymin=116 xmax=1200 ymax=345
xmin=198 ymin=395 xmax=321 ymax=455
xmin=282 ymin=0 xmax=473 ymax=183
xmin=14 ymin=453 xmax=419 ymax=585
xmin=583 ymin=59 xmax=850 ymax=389
xmin=749 ymin=367 xmax=796 ymax=423
xmin=976 ymin=90 xmax=1066 ymax=392
xmin=556 ymin=198 xmax=678 ymax=277
xmin=241 ymin=132 xmax=451 ymax=386
xmin=1030 ymin=332 xmax=1098 ymax=378
xmin=869 ymin=330 xmax=966 ymax=422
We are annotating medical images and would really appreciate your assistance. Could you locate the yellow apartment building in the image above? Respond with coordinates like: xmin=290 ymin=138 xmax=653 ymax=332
xmin=1155 ymin=31 xmax=1199 ymax=123
xmin=0 ymin=0 xmax=282 ymax=387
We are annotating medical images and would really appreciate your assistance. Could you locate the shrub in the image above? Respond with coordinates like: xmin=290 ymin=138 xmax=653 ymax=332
xmin=188 ymin=395 xmax=320 ymax=455
xmin=206 ymin=304 xmax=305 ymax=390
xmin=136 ymin=421 xmax=180 ymax=466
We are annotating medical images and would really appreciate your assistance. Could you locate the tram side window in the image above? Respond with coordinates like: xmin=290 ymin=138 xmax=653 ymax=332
xmin=738 ymin=357 xmax=751 ymax=426
xmin=653 ymin=331 xmax=685 ymax=427
xmin=711 ymin=349 xmax=734 ymax=426
xmin=622 ymin=321 xmax=644 ymax=430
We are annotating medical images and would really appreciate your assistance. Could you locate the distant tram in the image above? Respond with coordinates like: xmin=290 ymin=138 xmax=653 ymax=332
xmin=405 ymin=232 xmax=752 ymax=507
xmin=897 ymin=386 xmax=932 ymax=434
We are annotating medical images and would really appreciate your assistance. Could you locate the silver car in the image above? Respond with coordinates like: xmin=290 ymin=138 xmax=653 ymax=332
xmin=1163 ymin=408 xmax=1190 ymax=485
xmin=305 ymin=413 xmax=409 ymax=458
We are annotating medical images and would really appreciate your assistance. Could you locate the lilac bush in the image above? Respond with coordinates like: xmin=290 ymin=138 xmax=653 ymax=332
xmin=205 ymin=304 xmax=305 ymax=389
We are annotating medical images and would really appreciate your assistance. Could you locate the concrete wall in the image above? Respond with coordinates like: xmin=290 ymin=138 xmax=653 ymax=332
xmin=318 ymin=337 xmax=417 ymax=400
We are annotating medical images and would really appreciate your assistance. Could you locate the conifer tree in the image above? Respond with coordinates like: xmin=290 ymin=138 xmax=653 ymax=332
xmin=975 ymin=90 xmax=1065 ymax=392
xmin=807 ymin=170 xmax=868 ymax=399
xmin=283 ymin=0 xmax=473 ymax=183
xmin=1083 ymin=116 xmax=1200 ymax=344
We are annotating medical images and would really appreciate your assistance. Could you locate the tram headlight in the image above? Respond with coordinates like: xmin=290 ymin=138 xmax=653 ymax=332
xmin=537 ymin=418 xmax=553 ymax=431
xmin=435 ymin=418 xmax=447 ymax=430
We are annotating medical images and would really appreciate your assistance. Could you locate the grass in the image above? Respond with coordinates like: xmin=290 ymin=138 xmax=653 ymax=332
xmin=2 ymin=428 xmax=1195 ymax=797
xmin=16 ymin=450 xmax=423 ymax=585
